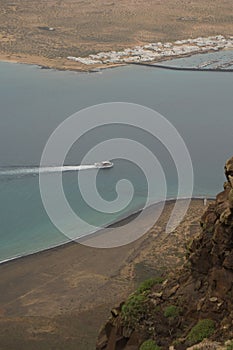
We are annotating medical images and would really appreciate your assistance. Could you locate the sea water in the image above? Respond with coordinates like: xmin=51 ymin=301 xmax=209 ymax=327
xmin=0 ymin=61 xmax=233 ymax=262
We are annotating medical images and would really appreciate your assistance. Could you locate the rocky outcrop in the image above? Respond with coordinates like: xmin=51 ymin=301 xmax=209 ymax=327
xmin=96 ymin=157 xmax=233 ymax=350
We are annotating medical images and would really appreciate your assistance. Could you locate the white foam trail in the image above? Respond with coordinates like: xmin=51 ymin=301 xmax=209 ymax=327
xmin=0 ymin=165 xmax=97 ymax=176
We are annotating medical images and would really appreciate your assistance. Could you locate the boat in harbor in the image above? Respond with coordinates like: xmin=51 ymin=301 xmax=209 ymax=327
xmin=94 ymin=160 xmax=113 ymax=169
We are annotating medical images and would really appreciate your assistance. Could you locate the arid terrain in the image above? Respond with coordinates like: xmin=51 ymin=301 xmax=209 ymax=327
xmin=0 ymin=199 xmax=209 ymax=350
xmin=0 ymin=0 xmax=232 ymax=70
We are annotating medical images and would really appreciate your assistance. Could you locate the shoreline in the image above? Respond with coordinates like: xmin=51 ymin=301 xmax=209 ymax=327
xmin=0 ymin=196 xmax=214 ymax=267
xmin=0 ymin=52 xmax=125 ymax=73
xmin=0 ymin=45 xmax=233 ymax=75
xmin=0 ymin=197 xmax=215 ymax=349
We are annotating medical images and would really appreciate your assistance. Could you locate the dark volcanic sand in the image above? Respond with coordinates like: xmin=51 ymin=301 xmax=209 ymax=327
xmin=0 ymin=199 xmax=211 ymax=350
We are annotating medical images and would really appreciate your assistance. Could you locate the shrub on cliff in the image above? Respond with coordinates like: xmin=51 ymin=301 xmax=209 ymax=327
xmin=164 ymin=305 xmax=180 ymax=318
xmin=121 ymin=277 xmax=164 ymax=327
xmin=137 ymin=277 xmax=164 ymax=294
xmin=186 ymin=319 xmax=215 ymax=345
xmin=121 ymin=293 xmax=147 ymax=327
xmin=139 ymin=339 xmax=161 ymax=350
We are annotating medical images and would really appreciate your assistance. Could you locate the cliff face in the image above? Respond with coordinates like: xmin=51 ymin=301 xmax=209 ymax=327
xmin=96 ymin=157 xmax=233 ymax=350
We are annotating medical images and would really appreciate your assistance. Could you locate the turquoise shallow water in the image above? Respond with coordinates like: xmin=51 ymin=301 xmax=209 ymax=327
xmin=0 ymin=61 xmax=233 ymax=262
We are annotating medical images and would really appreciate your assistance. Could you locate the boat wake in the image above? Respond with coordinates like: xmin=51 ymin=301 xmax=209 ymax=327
xmin=0 ymin=165 xmax=97 ymax=177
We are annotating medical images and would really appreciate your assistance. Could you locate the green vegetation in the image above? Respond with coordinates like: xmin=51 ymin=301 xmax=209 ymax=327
xmin=137 ymin=277 xmax=164 ymax=294
xmin=139 ymin=339 xmax=161 ymax=350
xmin=121 ymin=293 xmax=147 ymax=327
xmin=122 ymin=277 xmax=164 ymax=328
xmin=164 ymin=305 xmax=180 ymax=318
xmin=186 ymin=319 xmax=215 ymax=345
xmin=226 ymin=341 xmax=233 ymax=350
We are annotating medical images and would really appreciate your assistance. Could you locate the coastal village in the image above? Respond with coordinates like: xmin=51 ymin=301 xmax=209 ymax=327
xmin=67 ymin=35 xmax=233 ymax=66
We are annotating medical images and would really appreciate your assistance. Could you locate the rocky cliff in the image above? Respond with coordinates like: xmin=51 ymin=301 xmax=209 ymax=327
xmin=96 ymin=157 xmax=233 ymax=350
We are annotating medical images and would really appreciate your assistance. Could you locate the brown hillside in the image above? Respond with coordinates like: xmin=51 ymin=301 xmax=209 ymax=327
xmin=96 ymin=157 xmax=233 ymax=350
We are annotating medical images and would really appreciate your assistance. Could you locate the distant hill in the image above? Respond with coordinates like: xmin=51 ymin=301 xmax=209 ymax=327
xmin=0 ymin=0 xmax=232 ymax=71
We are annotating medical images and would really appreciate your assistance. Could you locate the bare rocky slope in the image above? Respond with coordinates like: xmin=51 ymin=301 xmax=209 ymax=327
xmin=96 ymin=157 xmax=233 ymax=350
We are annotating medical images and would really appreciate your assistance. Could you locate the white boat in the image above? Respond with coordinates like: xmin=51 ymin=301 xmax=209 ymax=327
xmin=94 ymin=160 xmax=113 ymax=169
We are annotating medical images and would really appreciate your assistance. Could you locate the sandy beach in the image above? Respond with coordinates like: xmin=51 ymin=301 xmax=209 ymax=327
xmin=0 ymin=199 xmax=212 ymax=350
